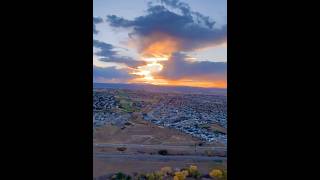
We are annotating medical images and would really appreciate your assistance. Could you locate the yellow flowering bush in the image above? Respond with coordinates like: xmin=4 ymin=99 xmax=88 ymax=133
xmin=146 ymin=171 xmax=163 ymax=180
xmin=181 ymin=170 xmax=189 ymax=177
xmin=174 ymin=171 xmax=187 ymax=180
xmin=189 ymin=165 xmax=198 ymax=173
xmin=209 ymin=169 xmax=223 ymax=178
xmin=187 ymin=165 xmax=201 ymax=178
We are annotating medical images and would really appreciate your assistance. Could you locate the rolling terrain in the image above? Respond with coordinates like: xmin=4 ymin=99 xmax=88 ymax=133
xmin=93 ymin=85 xmax=227 ymax=178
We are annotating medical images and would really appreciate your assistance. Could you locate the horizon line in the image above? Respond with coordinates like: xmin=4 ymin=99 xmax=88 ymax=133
xmin=93 ymin=82 xmax=227 ymax=90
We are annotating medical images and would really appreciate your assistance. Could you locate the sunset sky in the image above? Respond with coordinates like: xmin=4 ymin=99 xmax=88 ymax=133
xmin=93 ymin=0 xmax=227 ymax=88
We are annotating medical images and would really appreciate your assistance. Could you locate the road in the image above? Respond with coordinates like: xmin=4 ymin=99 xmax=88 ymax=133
xmin=94 ymin=143 xmax=226 ymax=162
xmin=95 ymin=153 xmax=226 ymax=162
xmin=94 ymin=143 xmax=226 ymax=151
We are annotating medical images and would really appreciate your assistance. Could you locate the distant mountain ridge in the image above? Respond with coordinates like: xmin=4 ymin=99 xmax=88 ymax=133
xmin=93 ymin=83 xmax=227 ymax=95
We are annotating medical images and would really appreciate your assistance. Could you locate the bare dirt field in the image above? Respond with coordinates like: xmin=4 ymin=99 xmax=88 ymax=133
xmin=94 ymin=118 xmax=200 ymax=145
xmin=94 ymin=117 xmax=224 ymax=147
xmin=93 ymin=118 xmax=227 ymax=178
xmin=93 ymin=155 xmax=226 ymax=178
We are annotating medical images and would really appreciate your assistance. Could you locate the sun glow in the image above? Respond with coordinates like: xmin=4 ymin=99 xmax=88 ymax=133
xmin=139 ymin=32 xmax=181 ymax=58
xmin=129 ymin=77 xmax=226 ymax=88
xmin=131 ymin=35 xmax=175 ymax=84
xmin=130 ymin=61 xmax=164 ymax=83
xmin=127 ymin=32 xmax=226 ymax=88
xmin=142 ymin=56 xmax=169 ymax=63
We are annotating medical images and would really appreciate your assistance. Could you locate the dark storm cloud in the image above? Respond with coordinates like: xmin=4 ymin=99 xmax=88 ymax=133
xmin=158 ymin=53 xmax=227 ymax=80
xmin=93 ymin=65 xmax=132 ymax=80
xmin=93 ymin=17 xmax=103 ymax=34
xmin=106 ymin=0 xmax=226 ymax=51
xmin=93 ymin=39 xmax=117 ymax=57
xmin=106 ymin=15 xmax=133 ymax=28
xmin=93 ymin=40 xmax=145 ymax=67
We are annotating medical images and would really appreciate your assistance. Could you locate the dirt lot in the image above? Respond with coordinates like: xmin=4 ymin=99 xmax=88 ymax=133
xmin=94 ymin=119 xmax=200 ymax=144
xmin=93 ymin=118 xmax=227 ymax=178
xmin=94 ymin=117 xmax=224 ymax=147
xmin=93 ymin=156 xmax=226 ymax=178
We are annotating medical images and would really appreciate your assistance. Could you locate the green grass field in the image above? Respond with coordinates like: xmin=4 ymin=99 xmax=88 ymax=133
xmin=116 ymin=91 xmax=137 ymax=113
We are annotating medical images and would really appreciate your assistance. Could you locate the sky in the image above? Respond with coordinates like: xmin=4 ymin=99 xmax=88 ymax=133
xmin=93 ymin=0 xmax=227 ymax=88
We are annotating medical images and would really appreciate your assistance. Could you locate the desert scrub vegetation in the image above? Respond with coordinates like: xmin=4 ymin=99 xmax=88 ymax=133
xmin=172 ymin=165 xmax=201 ymax=180
xmin=134 ymin=166 xmax=173 ymax=180
xmin=134 ymin=171 xmax=163 ymax=180
xmin=173 ymin=170 xmax=188 ymax=180
xmin=146 ymin=171 xmax=163 ymax=180
xmin=187 ymin=165 xmax=201 ymax=179
xmin=160 ymin=166 xmax=173 ymax=176
xmin=109 ymin=165 xmax=226 ymax=180
xmin=209 ymin=169 xmax=227 ymax=180
xmin=111 ymin=172 xmax=132 ymax=180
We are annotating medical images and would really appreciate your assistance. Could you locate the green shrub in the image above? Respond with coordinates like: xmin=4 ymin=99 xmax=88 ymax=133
xmin=145 ymin=171 xmax=163 ymax=180
xmin=111 ymin=172 xmax=132 ymax=180
xmin=135 ymin=173 xmax=147 ymax=180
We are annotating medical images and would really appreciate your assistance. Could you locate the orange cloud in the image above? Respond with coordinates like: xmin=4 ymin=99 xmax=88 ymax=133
xmin=129 ymin=77 xmax=226 ymax=88
xmin=129 ymin=32 xmax=180 ymax=58
xmin=125 ymin=33 xmax=227 ymax=88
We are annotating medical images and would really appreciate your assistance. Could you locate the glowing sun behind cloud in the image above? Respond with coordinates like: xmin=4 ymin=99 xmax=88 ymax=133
xmin=130 ymin=62 xmax=163 ymax=82
xmin=127 ymin=32 xmax=227 ymax=88
xmin=128 ymin=32 xmax=178 ymax=85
